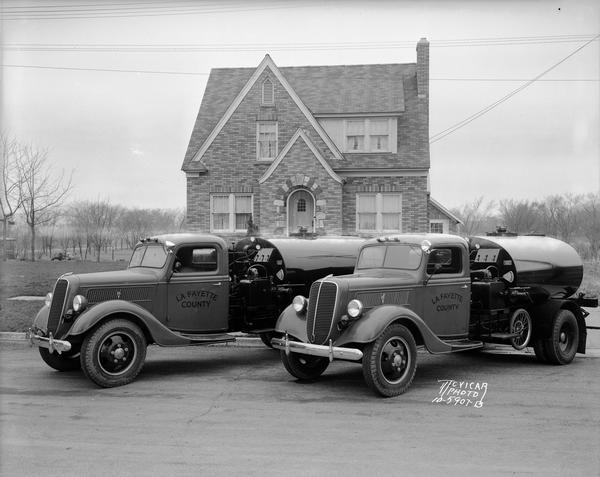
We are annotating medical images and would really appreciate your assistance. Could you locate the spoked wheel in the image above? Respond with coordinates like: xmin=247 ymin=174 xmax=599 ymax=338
xmin=81 ymin=319 xmax=147 ymax=387
xmin=362 ymin=324 xmax=417 ymax=397
xmin=280 ymin=351 xmax=329 ymax=381
xmin=509 ymin=308 xmax=532 ymax=350
xmin=39 ymin=346 xmax=81 ymax=371
xmin=545 ymin=310 xmax=579 ymax=365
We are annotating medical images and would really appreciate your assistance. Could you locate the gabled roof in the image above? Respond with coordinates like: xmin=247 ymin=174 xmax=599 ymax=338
xmin=186 ymin=55 xmax=344 ymax=167
xmin=259 ymin=129 xmax=342 ymax=184
xmin=429 ymin=197 xmax=463 ymax=224
xmin=182 ymin=57 xmax=413 ymax=170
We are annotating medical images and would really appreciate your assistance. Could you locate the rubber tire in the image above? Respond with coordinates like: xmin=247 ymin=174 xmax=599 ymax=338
xmin=362 ymin=324 xmax=417 ymax=397
xmin=544 ymin=310 xmax=579 ymax=365
xmin=259 ymin=332 xmax=275 ymax=349
xmin=280 ymin=350 xmax=329 ymax=381
xmin=39 ymin=347 xmax=81 ymax=371
xmin=532 ymin=338 xmax=550 ymax=363
xmin=81 ymin=319 xmax=147 ymax=388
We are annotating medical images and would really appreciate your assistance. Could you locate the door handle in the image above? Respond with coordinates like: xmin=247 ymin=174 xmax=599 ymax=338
xmin=461 ymin=284 xmax=468 ymax=289
xmin=212 ymin=282 xmax=222 ymax=286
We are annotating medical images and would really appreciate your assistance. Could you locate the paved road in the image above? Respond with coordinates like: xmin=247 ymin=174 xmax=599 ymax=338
xmin=2 ymin=336 xmax=599 ymax=477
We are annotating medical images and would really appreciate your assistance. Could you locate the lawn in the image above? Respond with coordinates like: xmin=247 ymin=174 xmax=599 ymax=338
xmin=1 ymin=258 xmax=599 ymax=332
xmin=0 ymin=259 xmax=128 ymax=332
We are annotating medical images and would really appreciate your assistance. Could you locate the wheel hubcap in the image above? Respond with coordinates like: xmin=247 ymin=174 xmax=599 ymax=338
xmin=98 ymin=332 xmax=136 ymax=375
xmin=380 ymin=337 xmax=410 ymax=384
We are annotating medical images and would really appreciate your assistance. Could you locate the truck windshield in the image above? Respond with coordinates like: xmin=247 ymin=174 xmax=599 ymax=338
xmin=357 ymin=244 xmax=422 ymax=270
xmin=129 ymin=244 xmax=168 ymax=269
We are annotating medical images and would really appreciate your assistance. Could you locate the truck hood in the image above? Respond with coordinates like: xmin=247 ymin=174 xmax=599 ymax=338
xmin=335 ymin=270 xmax=419 ymax=291
xmin=66 ymin=267 xmax=162 ymax=288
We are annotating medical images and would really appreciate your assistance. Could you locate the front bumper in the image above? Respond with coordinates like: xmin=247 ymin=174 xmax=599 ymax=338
xmin=26 ymin=328 xmax=72 ymax=354
xmin=271 ymin=334 xmax=363 ymax=362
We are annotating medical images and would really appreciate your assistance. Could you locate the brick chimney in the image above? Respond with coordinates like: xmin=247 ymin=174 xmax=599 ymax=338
xmin=416 ymin=37 xmax=429 ymax=99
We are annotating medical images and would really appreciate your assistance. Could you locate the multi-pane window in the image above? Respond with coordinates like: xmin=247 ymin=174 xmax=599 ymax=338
xmin=345 ymin=119 xmax=392 ymax=153
xmin=356 ymin=193 xmax=402 ymax=233
xmin=297 ymin=198 xmax=306 ymax=212
xmin=257 ymin=122 xmax=277 ymax=160
xmin=262 ymin=79 xmax=274 ymax=104
xmin=211 ymin=194 xmax=253 ymax=232
xmin=430 ymin=220 xmax=448 ymax=234
xmin=346 ymin=120 xmax=365 ymax=151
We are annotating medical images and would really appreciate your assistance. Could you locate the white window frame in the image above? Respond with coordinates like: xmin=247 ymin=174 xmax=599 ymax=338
xmin=262 ymin=78 xmax=274 ymax=105
xmin=210 ymin=193 xmax=254 ymax=233
xmin=430 ymin=219 xmax=449 ymax=234
xmin=343 ymin=118 xmax=394 ymax=153
xmin=256 ymin=121 xmax=278 ymax=161
xmin=356 ymin=192 xmax=402 ymax=233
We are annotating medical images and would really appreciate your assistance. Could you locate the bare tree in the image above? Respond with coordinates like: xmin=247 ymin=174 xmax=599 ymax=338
xmin=451 ymin=196 xmax=496 ymax=236
xmin=0 ymin=133 xmax=25 ymax=260
xmin=580 ymin=193 xmax=600 ymax=259
xmin=70 ymin=199 xmax=118 ymax=262
xmin=498 ymin=199 xmax=541 ymax=234
xmin=540 ymin=194 xmax=582 ymax=242
xmin=17 ymin=143 xmax=72 ymax=261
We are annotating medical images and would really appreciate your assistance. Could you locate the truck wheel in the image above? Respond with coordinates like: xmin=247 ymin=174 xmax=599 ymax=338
xmin=39 ymin=347 xmax=81 ymax=371
xmin=509 ymin=308 xmax=532 ymax=350
xmin=280 ymin=351 xmax=329 ymax=381
xmin=81 ymin=319 xmax=147 ymax=387
xmin=259 ymin=332 xmax=275 ymax=349
xmin=544 ymin=310 xmax=579 ymax=365
xmin=362 ymin=324 xmax=417 ymax=397
xmin=532 ymin=338 xmax=550 ymax=363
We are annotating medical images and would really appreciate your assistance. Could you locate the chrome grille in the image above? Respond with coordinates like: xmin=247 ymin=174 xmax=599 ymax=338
xmin=306 ymin=281 xmax=338 ymax=345
xmin=85 ymin=286 xmax=152 ymax=304
xmin=47 ymin=279 xmax=68 ymax=334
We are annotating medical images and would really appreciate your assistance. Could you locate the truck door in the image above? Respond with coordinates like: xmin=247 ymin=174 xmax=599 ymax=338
xmin=419 ymin=246 xmax=470 ymax=339
xmin=167 ymin=244 xmax=229 ymax=333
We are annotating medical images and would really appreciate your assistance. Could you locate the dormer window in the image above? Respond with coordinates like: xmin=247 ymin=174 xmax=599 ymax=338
xmin=262 ymin=78 xmax=274 ymax=105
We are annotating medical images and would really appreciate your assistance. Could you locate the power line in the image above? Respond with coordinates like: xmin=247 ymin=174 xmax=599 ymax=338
xmin=429 ymin=34 xmax=600 ymax=144
xmin=0 ymin=1 xmax=305 ymax=20
xmin=3 ymin=64 xmax=599 ymax=82
xmin=3 ymin=35 xmax=599 ymax=52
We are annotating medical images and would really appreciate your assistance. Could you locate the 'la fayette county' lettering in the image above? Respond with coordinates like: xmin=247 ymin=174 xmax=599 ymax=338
xmin=176 ymin=290 xmax=218 ymax=308
xmin=431 ymin=292 xmax=463 ymax=312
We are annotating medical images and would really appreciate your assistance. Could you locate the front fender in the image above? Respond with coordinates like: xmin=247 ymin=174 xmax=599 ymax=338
xmin=32 ymin=304 xmax=50 ymax=330
xmin=67 ymin=300 xmax=191 ymax=346
xmin=275 ymin=304 xmax=309 ymax=342
xmin=337 ymin=305 xmax=453 ymax=354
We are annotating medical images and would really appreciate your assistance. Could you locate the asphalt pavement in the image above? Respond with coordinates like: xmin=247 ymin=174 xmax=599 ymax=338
xmin=2 ymin=325 xmax=600 ymax=477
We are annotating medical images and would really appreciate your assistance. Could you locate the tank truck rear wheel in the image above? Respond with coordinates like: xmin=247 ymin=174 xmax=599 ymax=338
xmin=509 ymin=308 xmax=532 ymax=350
xmin=280 ymin=350 xmax=329 ymax=381
xmin=545 ymin=310 xmax=579 ymax=365
xmin=532 ymin=338 xmax=550 ymax=363
xmin=81 ymin=319 xmax=147 ymax=387
xmin=362 ymin=324 xmax=417 ymax=397
xmin=39 ymin=347 xmax=81 ymax=371
xmin=259 ymin=332 xmax=276 ymax=349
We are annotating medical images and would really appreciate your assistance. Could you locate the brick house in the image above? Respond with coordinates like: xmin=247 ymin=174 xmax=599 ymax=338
xmin=182 ymin=38 xmax=460 ymax=238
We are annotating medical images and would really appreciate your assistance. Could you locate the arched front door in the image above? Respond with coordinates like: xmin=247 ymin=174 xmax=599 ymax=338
xmin=288 ymin=189 xmax=315 ymax=235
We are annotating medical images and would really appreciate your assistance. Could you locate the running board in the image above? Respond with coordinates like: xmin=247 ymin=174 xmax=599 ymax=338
xmin=178 ymin=332 xmax=236 ymax=345
xmin=446 ymin=339 xmax=484 ymax=352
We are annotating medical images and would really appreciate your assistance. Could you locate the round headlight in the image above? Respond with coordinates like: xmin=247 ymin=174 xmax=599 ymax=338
xmin=292 ymin=295 xmax=308 ymax=313
xmin=44 ymin=292 xmax=53 ymax=307
xmin=347 ymin=299 xmax=363 ymax=318
xmin=72 ymin=295 xmax=88 ymax=313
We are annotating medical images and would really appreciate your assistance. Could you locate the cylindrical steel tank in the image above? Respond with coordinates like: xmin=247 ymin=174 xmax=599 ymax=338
xmin=234 ymin=237 xmax=363 ymax=294
xmin=470 ymin=235 xmax=583 ymax=298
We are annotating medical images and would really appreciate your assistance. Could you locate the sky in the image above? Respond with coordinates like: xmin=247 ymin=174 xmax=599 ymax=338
xmin=1 ymin=0 xmax=599 ymax=213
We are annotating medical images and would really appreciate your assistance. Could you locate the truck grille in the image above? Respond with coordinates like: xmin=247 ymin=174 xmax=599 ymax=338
xmin=47 ymin=279 xmax=68 ymax=334
xmin=306 ymin=281 xmax=338 ymax=345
